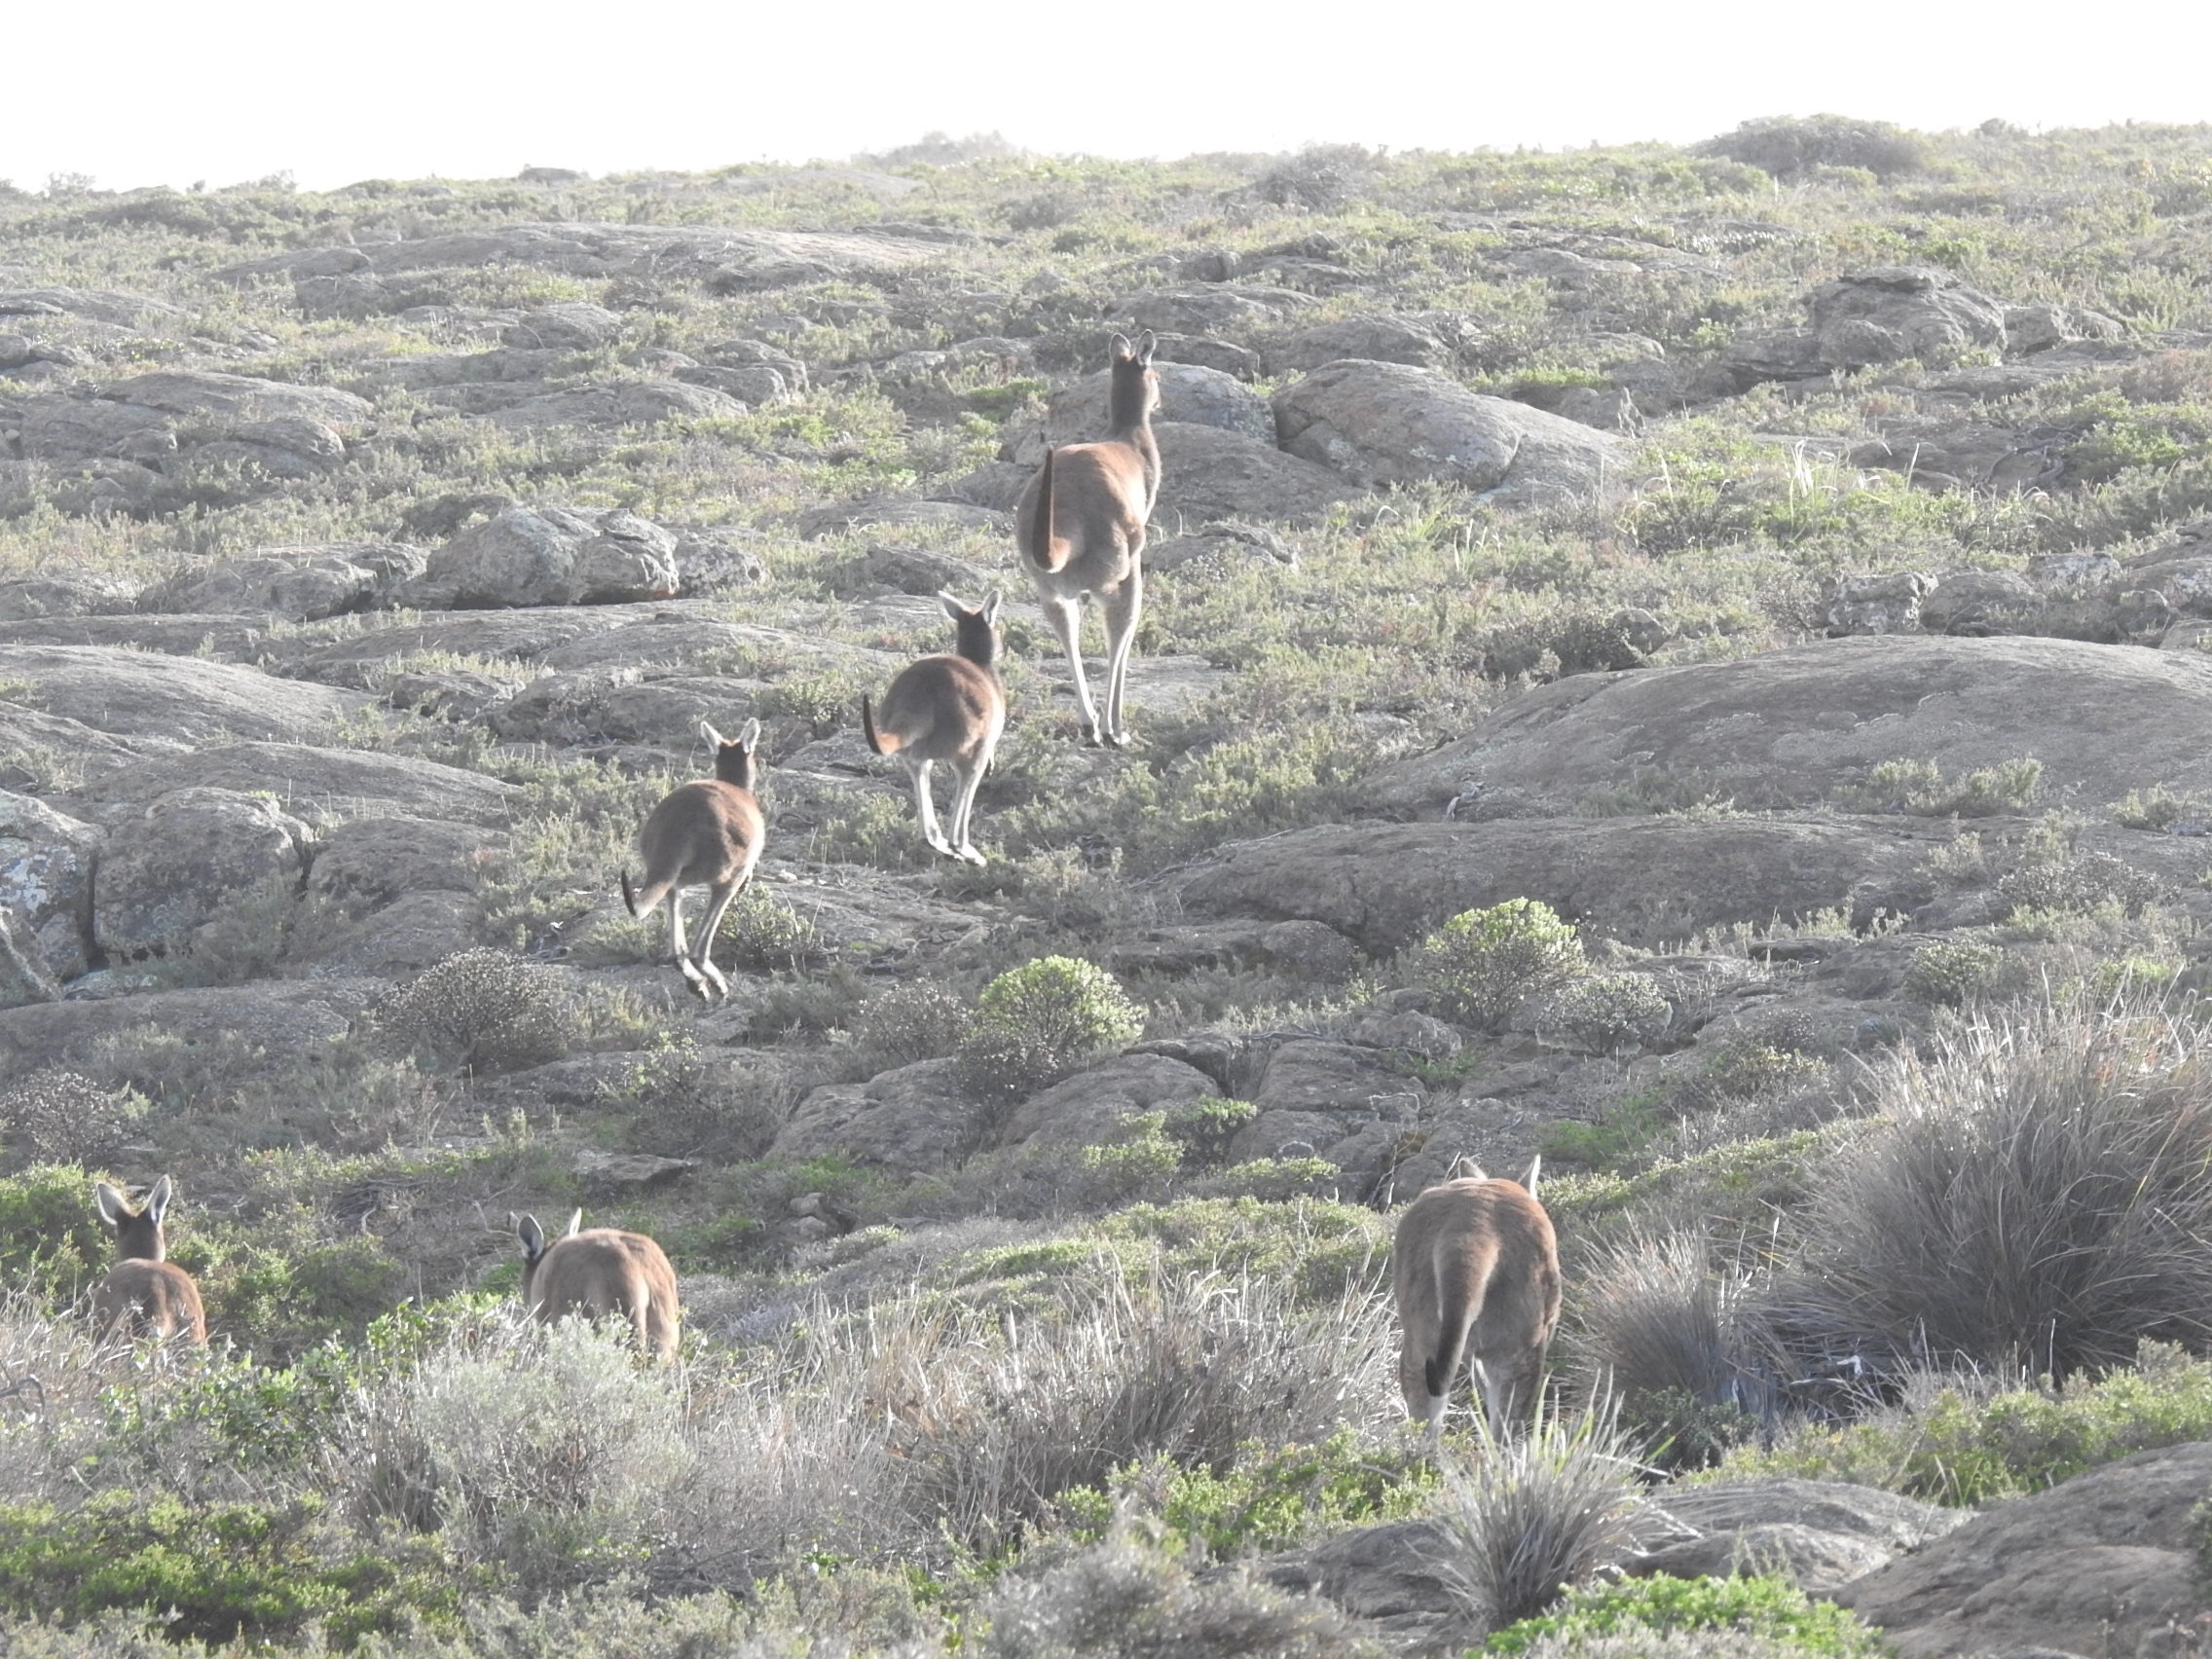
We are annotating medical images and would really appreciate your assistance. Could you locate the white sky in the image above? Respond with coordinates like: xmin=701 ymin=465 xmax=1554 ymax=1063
xmin=7 ymin=0 xmax=2212 ymax=193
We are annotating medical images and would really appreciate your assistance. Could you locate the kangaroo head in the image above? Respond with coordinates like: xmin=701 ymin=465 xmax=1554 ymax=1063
xmin=940 ymin=590 xmax=1004 ymax=669
xmin=1106 ymin=331 xmax=1161 ymax=427
xmin=700 ymin=717 xmax=764 ymax=791
xmin=94 ymin=1174 xmax=173 ymax=1263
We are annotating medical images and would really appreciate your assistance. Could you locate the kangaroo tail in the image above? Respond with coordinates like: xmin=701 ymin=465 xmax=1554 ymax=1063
xmin=861 ymin=694 xmax=898 ymax=756
xmin=1424 ymin=1241 xmax=1491 ymax=1401
xmin=621 ymin=869 xmax=641 ymax=917
xmin=1019 ymin=446 xmax=1061 ymax=573
xmin=622 ymin=871 xmax=674 ymax=918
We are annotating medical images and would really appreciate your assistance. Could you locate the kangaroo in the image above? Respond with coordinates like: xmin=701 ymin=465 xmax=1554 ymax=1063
xmin=1015 ymin=330 xmax=1160 ymax=748
xmin=513 ymin=1210 xmax=681 ymax=1363
xmin=620 ymin=718 xmax=764 ymax=1003
xmin=1392 ymin=1158 xmax=1560 ymax=1446
xmin=862 ymin=590 xmax=1007 ymax=866
xmin=92 ymin=1176 xmax=206 ymax=1346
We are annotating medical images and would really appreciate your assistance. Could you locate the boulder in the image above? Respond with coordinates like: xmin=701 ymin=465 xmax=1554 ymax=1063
xmin=482 ymin=379 xmax=747 ymax=430
xmin=1265 ymin=314 xmax=1452 ymax=377
xmin=1361 ymin=634 xmax=2212 ymax=821
xmin=1629 ymin=1477 xmax=1965 ymax=1593
xmin=1809 ymin=266 xmax=2009 ymax=370
xmin=0 ymin=792 xmax=102 ymax=981
xmin=76 ymin=744 xmax=516 ymax=830
xmin=500 ymin=303 xmax=622 ymax=350
xmin=1152 ymin=423 xmax=1357 ymax=526
xmin=0 ymin=908 xmax=60 ymax=1010
xmin=827 ymin=544 xmax=997 ymax=601
xmin=1118 ymin=285 xmax=1315 ymax=335
xmin=1000 ymin=1053 xmax=1220 ymax=1150
xmin=1831 ymin=1440 xmax=2212 ymax=1659
xmin=1272 ymin=361 xmax=1630 ymax=506
xmin=398 ymin=506 xmax=681 ymax=608
xmin=1004 ymin=363 xmax=1275 ymax=464
xmin=93 ymin=369 xmax=373 ymax=429
xmin=770 ymin=1058 xmax=980 ymax=1174
xmin=1175 ymin=816 xmax=1945 ymax=955
xmin=1257 ymin=1519 xmax=1463 ymax=1652
xmin=0 ymin=575 xmax=140 ymax=621
xmin=0 ymin=980 xmax=368 ymax=1077
xmin=0 ymin=644 xmax=363 ymax=744
xmin=140 ymin=542 xmax=426 ymax=620
xmin=283 ymin=890 xmax=488 ymax=978
xmin=796 ymin=498 xmax=1009 ymax=539
xmin=1917 ymin=571 xmax=2045 ymax=637
xmin=1825 ymin=571 xmax=1934 ymax=636
xmin=92 ymin=788 xmax=312 ymax=958
xmin=307 ymin=817 xmax=498 ymax=907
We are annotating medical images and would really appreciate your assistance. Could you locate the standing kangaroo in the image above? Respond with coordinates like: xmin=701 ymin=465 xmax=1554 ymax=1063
xmin=862 ymin=590 xmax=1006 ymax=866
xmin=1392 ymin=1159 xmax=1560 ymax=1446
xmin=513 ymin=1210 xmax=681 ymax=1363
xmin=92 ymin=1176 xmax=206 ymax=1346
xmin=620 ymin=718 xmax=764 ymax=1003
xmin=1015 ymin=330 xmax=1160 ymax=748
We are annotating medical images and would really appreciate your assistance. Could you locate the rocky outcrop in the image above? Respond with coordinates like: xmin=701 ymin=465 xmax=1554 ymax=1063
xmin=1831 ymin=1440 xmax=2212 ymax=1659
xmin=0 ymin=791 xmax=102 ymax=981
xmin=140 ymin=542 xmax=426 ymax=620
xmin=1633 ymin=1477 xmax=1966 ymax=1593
xmin=396 ymin=506 xmax=682 ymax=608
xmin=0 ymin=644 xmax=364 ymax=743
xmin=1272 ymin=360 xmax=1630 ymax=506
xmin=1724 ymin=266 xmax=2012 ymax=388
xmin=1001 ymin=362 xmax=1276 ymax=463
xmin=770 ymin=1059 xmax=981 ymax=1173
xmin=1153 ymin=423 xmax=1356 ymax=525
xmin=1361 ymin=634 xmax=2212 ymax=820
xmin=92 ymin=788 xmax=312 ymax=957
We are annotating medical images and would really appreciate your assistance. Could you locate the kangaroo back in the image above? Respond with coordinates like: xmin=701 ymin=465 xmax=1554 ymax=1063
xmin=92 ymin=1176 xmax=205 ymax=1345
xmin=1393 ymin=1174 xmax=1560 ymax=1441
xmin=515 ymin=1212 xmax=681 ymax=1362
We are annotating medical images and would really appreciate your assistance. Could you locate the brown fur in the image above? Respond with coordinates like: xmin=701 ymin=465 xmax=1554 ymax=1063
xmin=1014 ymin=331 xmax=1160 ymax=747
xmin=514 ymin=1210 xmax=681 ymax=1363
xmin=1391 ymin=1160 xmax=1560 ymax=1445
xmin=861 ymin=590 xmax=1006 ymax=865
xmin=620 ymin=718 xmax=764 ymax=1002
xmin=92 ymin=1176 xmax=206 ymax=1346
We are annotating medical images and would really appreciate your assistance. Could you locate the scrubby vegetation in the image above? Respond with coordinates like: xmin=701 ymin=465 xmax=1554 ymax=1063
xmin=9 ymin=111 xmax=2212 ymax=1654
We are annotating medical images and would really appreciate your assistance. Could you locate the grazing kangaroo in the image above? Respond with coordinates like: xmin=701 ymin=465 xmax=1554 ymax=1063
xmin=92 ymin=1176 xmax=206 ymax=1346
xmin=620 ymin=718 xmax=764 ymax=1003
xmin=862 ymin=590 xmax=1007 ymax=866
xmin=1392 ymin=1159 xmax=1560 ymax=1446
xmin=513 ymin=1210 xmax=681 ymax=1363
xmin=1015 ymin=330 xmax=1160 ymax=748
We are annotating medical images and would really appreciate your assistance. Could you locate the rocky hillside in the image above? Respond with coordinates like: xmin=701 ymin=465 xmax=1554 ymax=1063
xmin=5 ymin=118 xmax=2212 ymax=1654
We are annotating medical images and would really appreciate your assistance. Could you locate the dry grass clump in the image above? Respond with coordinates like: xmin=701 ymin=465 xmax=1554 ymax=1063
xmin=1427 ymin=1399 xmax=1653 ymax=1639
xmin=1776 ymin=997 xmax=2212 ymax=1380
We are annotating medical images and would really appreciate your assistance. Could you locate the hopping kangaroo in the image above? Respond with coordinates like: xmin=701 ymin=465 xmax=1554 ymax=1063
xmin=620 ymin=718 xmax=764 ymax=1003
xmin=1392 ymin=1159 xmax=1560 ymax=1445
xmin=513 ymin=1211 xmax=681 ymax=1363
xmin=1015 ymin=330 xmax=1160 ymax=747
xmin=862 ymin=590 xmax=1006 ymax=866
xmin=92 ymin=1176 xmax=206 ymax=1346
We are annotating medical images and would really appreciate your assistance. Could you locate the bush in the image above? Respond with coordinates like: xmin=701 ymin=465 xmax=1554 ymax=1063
xmin=0 ymin=1164 xmax=114 ymax=1303
xmin=1695 ymin=114 xmax=1930 ymax=180
xmin=957 ymin=956 xmax=1145 ymax=1099
xmin=715 ymin=890 xmax=826 ymax=972
xmin=1486 ymin=1572 xmax=1888 ymax=1658
xmin=1428 ymin=1400 xmax=1652 ymax=1638
xmin=1541 ymin=974 xmax=1673 ymax=1054
xmin=1724 ymin=1340 xmax=2212 ymax=1506
xmin=856 ymin=980 xmax=970 ymax=1065
xmin=1860 ymin=756 xmax=2042 ymax=817
xmin=1414 ymin=901 xmax=1587 ymax=1030
xmin=1903 ymin=938 xmax=2003 ymax=1007
xmin=377 ymin=948 xmax=571 ymax=1074
xmin=1998 ymin=847 xmax=2161 ymax=919
xmin=0 ymin=1072 xmax=142 ymax=1169
xmin=1775 ymin=999 xmax=2212 ymax=1380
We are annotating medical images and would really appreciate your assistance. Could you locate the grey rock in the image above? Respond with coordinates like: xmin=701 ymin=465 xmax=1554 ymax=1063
xmin=1118 ymin=284 xmax=1315 ymax=335
xmin=308 ymin=817 xmax=496 ymax=907
xmin=79 ymin=743 xmax=516 ymax=830
xmin=1000 ymin=1053 xmax=1220 ymax=1150
xmin=500 ymin=303 xmax=622 ymax=350
xmin=796 ymin=498 xmax=1009 ymax=539
xmin=0 ymin=575 xmax=140 ymax=621
xmin=1825 ymin=571 xmax=1934 ymax=636
xmin=1266 ymin=314 xmax=1451 ymax=377
xmin=1003 ymin=362 xmax=1274 ymax=464
xmin=0 ymin=792 xmax=101 ymax=981
xmin=1152 ymin=423 xmax=1356 ymax=527
xmin=1256 ymin=1518 xmax=1464 ymax=1651
xmin=482 ymin=379 xmax=747 ymax=430
xmin=0 ymin=907 xmax=60 ymax=1009
xmin=0 ymin=981 xmax=369 ymax=1077
xmin=770 ymin=1057 xmax=979 ymax=1174
xmin=829 ymin=543 xmax=996 ymax=600
xmin=1918 ymin=571 xmax=2043 ymax=636
xmin=676 ymin=363 xmax=793 ymax=404
xmin=0 ymin=644 xmax=363 ymax=744
xmin=1146 ymin=333 xmax=1261 ymax=378
xmin=142 ymin=542 xmax=425 ymax=620
xmin=400 ymin=506 xmax=681 ymax=608
xmin=698 ymin=337 xmax=810 ymax=391
xmin=92 ymin=788 xmax=311 ymax=958
xmin=1632 ymin=1477 xmax=1966 ymax=1594
xmin=284 ymin=890 xmax=487 ymax=978
xmin=573 ymin=1149 xmax=697 ymax=1191
xmin=1272 ymin=360 xmax=1630 ymax=506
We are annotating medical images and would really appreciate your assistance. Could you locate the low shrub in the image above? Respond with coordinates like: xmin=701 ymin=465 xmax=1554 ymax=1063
xmin=1903 ymin=938 xmax=2003 ymax=1007
xmin=957 ymin=956 xmax=1145 ymax=1100
xmin=377 ymin=948 xmax=571 ymax=1075
xmin=0 ymin=1072 xmax=143 ymax=1170
xmin=855 ymin=980 xmax=970 ymax=1065
xmin=1413 ymin=900 xmax=1587 ymax=1030
xmin=1486 ymin=1571 xmax=1887 ymax=1658
xmin=1696 ymin=114 xmax=1930 ymax=180
xmin=1860 ymin=756 xmax=2042 ymax=817
xmin=1541 ymin=974 xmax=1673 ymax=1054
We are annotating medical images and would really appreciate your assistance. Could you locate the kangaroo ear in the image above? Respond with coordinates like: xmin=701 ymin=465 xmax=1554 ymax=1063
xmin=1522 ymin=1155 xmax=1541 ymax=1200
xmin=981 ymin=589 xmax=1003 ymax=624
xmin=1136 ymin=329 xmax=1158 ymax=364
xmin=145 ymin=1174 xmax=173 ymax=1227
xmin=94 ymin=1182 xmax=130 ymax=1232
xmin=699 ymin=719 xmax=726 ymax=751
xmin=1109 ymin=331 xmax=1133 ymax=360
xmin=564 ymin=1210 xmax=584 ymax=1239
xmin=515 ymin=1212 xmax=546 ymax=1262
xmin=937 ymin=590 xmax=966 ymax=623
xmin=737 ymin=718 xmax=761 ymax=751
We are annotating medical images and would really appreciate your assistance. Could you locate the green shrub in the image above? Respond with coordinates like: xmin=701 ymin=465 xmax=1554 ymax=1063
xmin=0 ymin=1072 xmax=144 ymax=1170
xmin=2112 ymin=785 xmax=2212 ymax=832
xmin=957 ymin=956 xmax=1145 ymax=1099
xmin=1998 ymin=847 xmax=2161 ymax=919
xmin=0 ymin=1492 xmax=454 ymax=1646
xmin=377 ymin=948 xmax=570 ymax=1075
xmin=1486 ymin=1572 xmax=1887 ymax=1657
xmin=1861 ymin=756 xmax=2042 ymax=817
xmin=1163 ymin=1098 xmax=1260 ymax=1164
xmin=0 ymin=1164 xmax=113 ymax=1302
xmin=1541 ymin=974 xmax=1673 ymax=1054
xmin=1696 ymin=114 xmax=1930 ymax=180
xmin=1903 ymin=938 xmax=2003 ymax=1007
xmin=1414 ymin=900 xmax=1587 ymax=1030
xmin=715 ymin=890 xmax=827 ymax=972
xmin=856 ymin=980 xmax=970 ymax=1065
xmin=1721 ymin=1340 xmax=2212 ymax=1506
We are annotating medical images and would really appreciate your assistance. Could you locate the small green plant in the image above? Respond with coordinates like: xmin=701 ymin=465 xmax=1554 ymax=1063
xmin=716 ymin=889 xmax=827 ymax=972
xmin=1904 ymin=938 xmax=2004 ymax=1007
xmin=1540 ymin=973 xmax=1673 ymax=1054
xmin=1162 ymin=1098 xmax=1260 ymax=1164
xmin=1998 ymin=847 xmax=2161 ymax=919
xmin=1860 ymin=756 xmax=2043 ymax=817
xmin=1485 ymin=1571 xmax=1888 ymax=1657
xmin=1413 ymin=900 xmax=1588 ymax=1030
xmin=2113 ymin=785 xmax=2212 ymax=832
xmin=957 ymin=956 xmax=1146 ymax=1099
